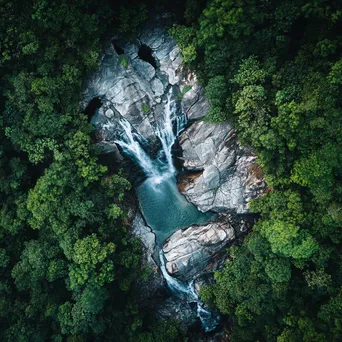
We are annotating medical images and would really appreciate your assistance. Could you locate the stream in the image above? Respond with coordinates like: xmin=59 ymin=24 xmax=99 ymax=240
xmin=107 ymin=87 xmax=219 ymax=331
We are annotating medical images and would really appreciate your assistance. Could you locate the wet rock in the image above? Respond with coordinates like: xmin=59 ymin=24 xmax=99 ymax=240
xmin=179 ymin=121 xmax=266 ymax=214
xmin=162 ymin=222 xmax=235 ymax=281
xmin=155 ymin=297 xmax=198 ymax=329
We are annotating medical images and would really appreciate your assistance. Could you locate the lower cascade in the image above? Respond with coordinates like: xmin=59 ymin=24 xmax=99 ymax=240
xmin=109 ymin=87 xmax=218 ymax=331
xmin=159 ymin=250 xmax=220 ymax=332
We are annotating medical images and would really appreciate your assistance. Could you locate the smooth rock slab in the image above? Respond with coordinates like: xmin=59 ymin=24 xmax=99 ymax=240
xmin=162 ymin=222 xmax=235 ymax=281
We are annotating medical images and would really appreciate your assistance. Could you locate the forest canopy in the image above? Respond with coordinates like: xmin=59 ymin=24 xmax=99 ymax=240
xmin=0 ymin=0 xmax=164 ymax=340
xmin=1 ymin=0 xmax=342 ymax=341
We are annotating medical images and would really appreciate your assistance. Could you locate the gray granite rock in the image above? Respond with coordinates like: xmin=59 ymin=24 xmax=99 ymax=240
xmin=84 ymin=27 xmax=209 ymax=152
xmin=162 ymin=222 xmax=235 ymax=281
xmin=179 ymin=121 xmax=266 ymax=214
xmin=132 ymin=212 xmax=156 ymax=263
xmin=180 ymin=73 xmax=210 ymax=120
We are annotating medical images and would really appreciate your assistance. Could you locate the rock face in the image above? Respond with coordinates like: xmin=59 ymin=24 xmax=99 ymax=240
xmin=162 ymin=221 xmax=235 ymax=281
xmin=131 ymin=210 xmax=164 ymax=303
xmin=179 ymin=121 xmax=266 ymax=214
xmin=84 ymin=25 xmax=208 ymax=151
xmin=132 ymin=212 xmax=156 ymax=263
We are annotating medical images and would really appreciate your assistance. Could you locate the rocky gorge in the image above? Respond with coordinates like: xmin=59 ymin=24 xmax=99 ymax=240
xmin=84 ymin=20 xmax=266 ymax=331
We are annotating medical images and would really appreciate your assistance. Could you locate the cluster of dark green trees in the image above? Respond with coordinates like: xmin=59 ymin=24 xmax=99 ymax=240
xmin=171 ymin=0 xmax=342 ymax=341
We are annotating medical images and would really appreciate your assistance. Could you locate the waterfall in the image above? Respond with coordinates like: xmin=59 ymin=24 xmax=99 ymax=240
xmin=104 ymin=118 xmax=159 ymax=178
xmin=156 ymin=92 xmax=187 ymax=176
xmin=159 ymin=250 xmax=219 ymax=332
xmin=159 ymin=249 xmax=191 ymax=294
xmin=107 ymin=88 xmax=187 ymax=184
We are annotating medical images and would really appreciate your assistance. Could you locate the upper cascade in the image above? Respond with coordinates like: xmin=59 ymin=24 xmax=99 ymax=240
xmin=84 ymin=25 xmax=209 ymax=154
xmin=106 ymin=88 xmax=187 ymax=184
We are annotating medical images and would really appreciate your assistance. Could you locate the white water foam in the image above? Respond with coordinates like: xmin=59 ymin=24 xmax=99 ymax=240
xmin=109 ymin=89 xmax=186 ymax=185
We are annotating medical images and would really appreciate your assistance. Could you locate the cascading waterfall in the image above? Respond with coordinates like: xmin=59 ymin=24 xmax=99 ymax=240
xmin=106 ymin=118 xmax=158 ymax=178
xmin=156 ymin=92 xmax=186 ymax=176
xmin=159 ymin=250 xmax=219 ymax=332
xmin=110 ymin=90 xmax=187 ymax=184
xmin=107 ymin=87 xmax=217 ymax=331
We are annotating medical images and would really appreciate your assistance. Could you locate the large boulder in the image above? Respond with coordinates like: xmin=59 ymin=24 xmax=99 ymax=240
xmin=162 ymin=222 xmax=235 ymax=281
xmin=178 ymin=121 xmax=266 ymax=214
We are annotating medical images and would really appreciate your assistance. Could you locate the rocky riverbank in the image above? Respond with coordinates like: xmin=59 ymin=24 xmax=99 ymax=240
xmin=84 ymin=21 xmax=266 ymax=332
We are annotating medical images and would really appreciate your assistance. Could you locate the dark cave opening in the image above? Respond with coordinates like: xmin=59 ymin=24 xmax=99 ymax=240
xmin=84 ymin=97 xmax=102 ymax=121
xmin=138 ymin=44 xmax=157 ymax=68
xmin=113 ymin=41 xmax=125 ymax=55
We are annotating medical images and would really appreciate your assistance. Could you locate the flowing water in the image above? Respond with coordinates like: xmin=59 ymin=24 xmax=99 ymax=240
xmin=159 ymin=250 xmax=220 ymax=331
xmin=109 ymin=87 xmax=218 ymax=331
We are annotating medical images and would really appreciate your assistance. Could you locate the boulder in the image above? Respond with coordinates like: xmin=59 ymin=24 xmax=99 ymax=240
xmin=162 ymin=222 xmax=235 ymax=281
xmin=179 ymin=121 xmax=266 ymax=214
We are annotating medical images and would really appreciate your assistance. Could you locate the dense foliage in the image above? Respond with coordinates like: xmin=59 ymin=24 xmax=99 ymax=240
xmin=3 ymin=0 xmax=342 ymax=341
xmin=171 ymin=0 xmax=342 ymax=341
